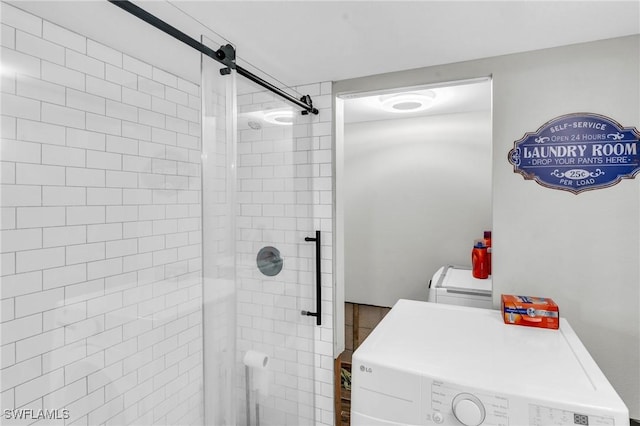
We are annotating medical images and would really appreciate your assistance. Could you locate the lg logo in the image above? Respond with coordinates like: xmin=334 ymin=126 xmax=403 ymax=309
xmin=359 ymin=365 xmax=372 ymax=373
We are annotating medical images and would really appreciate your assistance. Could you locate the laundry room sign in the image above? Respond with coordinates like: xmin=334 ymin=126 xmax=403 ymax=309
xmin=508 ymin=113 xmax=640 ymax=193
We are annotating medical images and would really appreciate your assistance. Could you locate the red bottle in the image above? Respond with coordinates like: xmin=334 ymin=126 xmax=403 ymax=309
xmin=472 ymin=240 xmax=489 ymax=279
xmin=483 ymin=231 xmax=492 ymax=275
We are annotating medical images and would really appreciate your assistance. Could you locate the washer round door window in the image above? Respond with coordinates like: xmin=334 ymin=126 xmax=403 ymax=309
xmin=256 ymin=246 xmax=283 ymax=276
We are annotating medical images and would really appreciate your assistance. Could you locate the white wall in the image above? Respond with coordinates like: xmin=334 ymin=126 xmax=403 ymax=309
xmin=334 ymin=35 xmax=640 ymax=418
xmin=492 ymin=37 xmax=640 ymax=420
xmin=1 ymin=4 xmax=204 ymax=424
xmin=344 ymin=111 xmax=491 ymax=306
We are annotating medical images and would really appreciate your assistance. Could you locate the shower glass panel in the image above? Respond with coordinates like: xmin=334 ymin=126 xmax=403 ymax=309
xmin=201 ymin=37 xmax=318 ymax=426
xmin=201 ymin=34 xmax=238 ymax=426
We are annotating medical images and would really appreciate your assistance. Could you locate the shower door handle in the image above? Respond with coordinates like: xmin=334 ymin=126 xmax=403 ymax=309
xmin=301 ymin=230 xmax=321 ymax=326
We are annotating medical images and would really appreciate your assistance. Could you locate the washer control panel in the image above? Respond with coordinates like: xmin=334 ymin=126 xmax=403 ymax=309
xmin=424 ymin=380 xmax=616 ymax=426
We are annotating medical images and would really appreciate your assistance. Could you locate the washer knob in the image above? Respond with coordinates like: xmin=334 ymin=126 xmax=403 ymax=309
xmin=452 ymin=393 xmax=485 ymax=426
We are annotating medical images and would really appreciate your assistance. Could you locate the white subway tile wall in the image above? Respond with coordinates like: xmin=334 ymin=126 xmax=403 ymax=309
xmin=235 ymin=82 xmax=333 ymax=426
xmin=1 ymin=4 xmax=204 ymax=425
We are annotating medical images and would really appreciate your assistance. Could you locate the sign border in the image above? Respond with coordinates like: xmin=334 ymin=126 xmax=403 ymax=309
xmin=508 ymin=112 xmax=640 ymax=194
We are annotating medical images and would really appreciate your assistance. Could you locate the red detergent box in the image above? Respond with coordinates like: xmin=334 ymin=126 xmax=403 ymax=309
xmin=501 ymin=294 xmax=559 ymax=329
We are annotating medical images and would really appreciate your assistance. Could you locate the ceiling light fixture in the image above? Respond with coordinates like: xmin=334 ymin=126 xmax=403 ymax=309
xmin=379 ymin=91 xmax=437 ymax=113
xmin=263 ymin=110 xmax=294 ymax=126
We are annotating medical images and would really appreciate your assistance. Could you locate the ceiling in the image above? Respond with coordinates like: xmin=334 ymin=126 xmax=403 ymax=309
xmin=10 ymin=1 xmax=640 ymax=89
xmin=343 ymin=78 xmax=491 ymax=123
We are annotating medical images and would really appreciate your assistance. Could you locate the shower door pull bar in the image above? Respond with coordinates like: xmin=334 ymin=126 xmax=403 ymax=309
xmin=301 ymin=231 xmax=322 ymax=326
xmin=107 ymin=0 xmax=319 ymax=115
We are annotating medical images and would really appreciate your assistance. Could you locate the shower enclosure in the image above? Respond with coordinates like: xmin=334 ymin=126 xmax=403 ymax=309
xmin=201 ymin=35 xmax=327 ymax=426
xmin=0 ymin=3 xmax=333 ymax=426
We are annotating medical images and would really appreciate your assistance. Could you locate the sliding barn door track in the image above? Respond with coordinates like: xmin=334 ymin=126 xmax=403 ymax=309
xmin=108 ymin=0 xmax=319 ymax=115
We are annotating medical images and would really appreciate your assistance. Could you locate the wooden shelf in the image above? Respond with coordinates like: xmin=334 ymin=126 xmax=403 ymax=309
xmin=336 ymin=303 xmax=390 ymax=426
xmin=335 ymin=351 xmax=353 ymax=426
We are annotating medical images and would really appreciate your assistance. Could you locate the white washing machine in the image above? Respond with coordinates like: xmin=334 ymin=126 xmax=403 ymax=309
xmin=351 ymin=299 xmax=628 ymax=426
xmin=428 ymin=265 xmax=492 ymax=309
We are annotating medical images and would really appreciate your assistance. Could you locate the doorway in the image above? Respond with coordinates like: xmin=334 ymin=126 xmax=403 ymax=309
xmin=333 ymin=78 xmax=492 ymax=424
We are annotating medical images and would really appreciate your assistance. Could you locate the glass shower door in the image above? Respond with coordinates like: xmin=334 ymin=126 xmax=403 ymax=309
xmin=234 ymin=74 xmax=319 ymax=426
xmin=201 ymin=38 xmax=320 ymax=426
xmin=201 ymin=35 xmax=238 ymax=426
